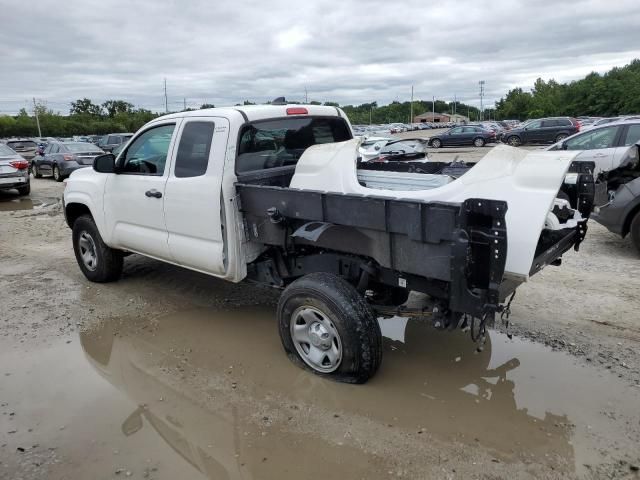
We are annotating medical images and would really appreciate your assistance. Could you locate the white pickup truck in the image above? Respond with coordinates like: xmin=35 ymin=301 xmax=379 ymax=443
xmin=63 ymin=104 xmax=594 ymax=383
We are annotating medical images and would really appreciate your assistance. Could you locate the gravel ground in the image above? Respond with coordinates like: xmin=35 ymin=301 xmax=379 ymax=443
xmin=1 ymin=159 xmax=640 ymax=480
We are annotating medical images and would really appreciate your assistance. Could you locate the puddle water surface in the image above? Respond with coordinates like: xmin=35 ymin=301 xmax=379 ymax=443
xmin=0 ymin=196 xmax=57 ymax=212
xmin=1 ymin=308 xmax=638 ymax=479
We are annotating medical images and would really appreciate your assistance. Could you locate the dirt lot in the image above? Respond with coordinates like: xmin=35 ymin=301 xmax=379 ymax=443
xmin=1 ymin=156 xmax=640 ymax=479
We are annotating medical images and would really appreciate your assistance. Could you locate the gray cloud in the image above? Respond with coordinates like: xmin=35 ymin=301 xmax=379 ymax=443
xmin=1 ymin=0 xmax=639 ymax=114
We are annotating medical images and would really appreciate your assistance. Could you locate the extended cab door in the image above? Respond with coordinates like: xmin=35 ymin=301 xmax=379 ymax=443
xmin=163 ymin=117 xmax=230 ymax=275
xmin=103 ymin=122 xmax=179 ymax=260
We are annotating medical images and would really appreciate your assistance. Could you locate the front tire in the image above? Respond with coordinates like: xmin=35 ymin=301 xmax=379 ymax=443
xmin=53 ymin=165 xmax=63 ymax=182
xmin=278 ymin=272 xmax=382 ymax=384
xmin=473 ymin=137 xmax=486 ymax=147
xmin=72 ymin=215 xmax=123 ymax=282
xmin=431 ymin=138 xmax=442 ymax=148
xmin=507 ymin=135 xmax=522 ymax=147
xmin=630 ymin=212 xmax=640 ymax=254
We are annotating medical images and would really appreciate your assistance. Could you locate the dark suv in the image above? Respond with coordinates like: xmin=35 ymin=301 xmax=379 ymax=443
xmin=502 ymin=117 xmax=579 ymax=146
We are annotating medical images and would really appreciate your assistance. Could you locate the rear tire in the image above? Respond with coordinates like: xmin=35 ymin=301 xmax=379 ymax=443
xmin=507 ymin=136 xmax=522 ymax=147
xmin=431 ymin=138 xmax=442 ymax=148
xmin=473 ymin=137 xmax=486 ymax=147
xmin=555 ymin=133 xmax=568 ymax=142
xmin=32 ymin=164 xmax=42 ymax=178
xmin=53 ymin=165 xmax=63 ymax=182
xmin=72 ymin=215 xmax=123 ymax=282
xmin=16 ymin=183 xmax=30 ymax=196
xmin=278 ymin=272 xmax=383 ymax=384
xmin=630 ymin=212 xmax=640 ymax=254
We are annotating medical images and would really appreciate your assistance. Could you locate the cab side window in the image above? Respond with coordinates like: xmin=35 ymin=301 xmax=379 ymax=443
xmin=623 ymin=125 xmax=640 ymax=146
xmin=120 ymin=124 xmax=175 ymax=175
xmin=174 ymin=122 xmax=214 ymax=178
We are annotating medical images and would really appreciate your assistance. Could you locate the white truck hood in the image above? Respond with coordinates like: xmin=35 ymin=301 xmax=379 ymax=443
xmin=290 ymin=139 xmax=581 ymax=280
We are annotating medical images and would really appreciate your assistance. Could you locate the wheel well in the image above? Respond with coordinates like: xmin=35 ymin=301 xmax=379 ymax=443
xmin=622 ymin=203 xmax=640 ymax=237
xmin=65 ymin=203 xmax=92 ymax=228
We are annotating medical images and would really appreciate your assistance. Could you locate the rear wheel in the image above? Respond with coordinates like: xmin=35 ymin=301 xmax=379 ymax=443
xmin=72 ymin=215 xmax=123 ymax=282
xmin=53 ymin=165 xmax=63 ymax=182
xmin=630 ymin=211 xmax=640 ymax=254
xmin=431 ymin=138 xmax=442 ymax=148
xmin=473 ymin=137 xmax=486 ymax=147
xmin=16 ymin=183 xmax=30 ymax=196
xmin=278 ymin=272 xmax=382 ymax=384
xmin=32 ymin=164 xmax=41 ymax=178
xmin=555 ymin=133 xmax=568 ymax=142
xmin=507 ymin=135 xmax=522 ymax=147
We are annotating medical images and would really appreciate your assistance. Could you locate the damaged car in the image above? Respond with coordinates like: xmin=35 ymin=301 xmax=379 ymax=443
xmin=63 ymin=104 xmax=594 ymax=383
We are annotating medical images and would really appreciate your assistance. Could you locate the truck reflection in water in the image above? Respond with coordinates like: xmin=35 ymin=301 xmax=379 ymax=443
xmin=79 ymin=308 xmax=575 ymax=479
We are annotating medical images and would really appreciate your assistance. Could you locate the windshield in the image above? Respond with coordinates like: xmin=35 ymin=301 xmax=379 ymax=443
xmin=63 ymin=142 xmax=103 ymax=153
xmin=0 ymin=144 xmax=17 ymax=156
xmin=236 ymin=116 xmax=352 ymax=173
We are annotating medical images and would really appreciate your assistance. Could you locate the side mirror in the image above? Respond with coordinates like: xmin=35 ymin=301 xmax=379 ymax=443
xmin=93 ymin=153 xmax=116 ymax=173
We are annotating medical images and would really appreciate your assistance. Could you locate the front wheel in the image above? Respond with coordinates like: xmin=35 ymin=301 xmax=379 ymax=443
xmin=630 ymin=212 xmax=640 ymax=254
xmin=72 ymin=215 xmax=123 ymax=282
xmin=431 ymin=138 xmax=442 ymax=148
xmin=473 ymin=137 xmax=486 ymax=147
xmin=278 ymin=272 xmax=382 ymax=384
xmin=53 ymin=165 xmax=63 ymax=182
xmin=507 ymin=135 xmax=522 ymax=147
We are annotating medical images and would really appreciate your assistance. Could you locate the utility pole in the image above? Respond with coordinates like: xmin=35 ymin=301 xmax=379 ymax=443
xmin=164 ymin=78 xmax=168 ymax=113
xmin=454 ymin=94 xmax=457 ymax=116
xmin=479 ymin=80 xmax=485 ymax=121
xmin=183 ymin=97 xmax=186 ymax=111
xmin=32 ymin=98 xmax=42 ymax=137
xmin=369 ymin=104 xmax=372 ymax=125
xmin=432 ymin=95 xmax=435 ymax=120
xmin=410 ymin=85 xmax=414 ymax=124
xmin=304 ymin=86 xmax=308 ymax=104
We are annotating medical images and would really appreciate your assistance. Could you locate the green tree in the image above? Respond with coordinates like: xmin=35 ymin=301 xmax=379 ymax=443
xmin=102 ymin=100 xmax=134 ymax=118
xmin=70 ymin=98 xmax=103 ymax=116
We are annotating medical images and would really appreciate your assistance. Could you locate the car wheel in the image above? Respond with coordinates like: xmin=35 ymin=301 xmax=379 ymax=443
xmin=53 ymin=165 xmax=63 ymax=182
xmin=507 ymin=136 xmax=522 ymax=147
xmin=16 ymin=183 xmax=30 ymax=196
xmin=630 ymin=211 xmax=640 ymax=254
xmin=278 ymin=272 xmax=383 ymax=384
xmin=555 ymin=133 xmax=568 ymax=143
xmin=473 ymin=137 xmax=486 ymax=147
xmin=72 ymin=215 xmax=124 ymax=282
xmin=431 ymin=138 xmax=442 ymax=148
xmin=32 ymin=164 xmax=41 ymax=178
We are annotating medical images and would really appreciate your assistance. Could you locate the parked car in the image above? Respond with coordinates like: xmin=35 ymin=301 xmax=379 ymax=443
xmin=502 ymin=117 xmax=579 ymax=146
xmin=5 ymin=139 xmax=38 ymax=165
xmin=428 ymin=125 xmax=496 ymax=148
xmin=32 ymin=141 xmax=104 ymax=181
xmin=0 ymin=143 xmax=30 ymax=195
xmin=591 ymin=141 xmax=640 ymax=252
xmin=97 ymin=133 xmax=134 ymax=152
xmin=63 ymin=104 xmax=593 ymax=383
xmin=547 ymin=121 xmax=640 ymax=175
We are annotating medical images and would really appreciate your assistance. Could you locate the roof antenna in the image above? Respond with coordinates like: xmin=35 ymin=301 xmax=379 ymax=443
xmin=272 ymin=97 xmax=287 ymax=105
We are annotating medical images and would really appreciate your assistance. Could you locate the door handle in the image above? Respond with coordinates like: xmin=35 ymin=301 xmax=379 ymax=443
xmin=145 ymin=189 xmax=162 ymax=198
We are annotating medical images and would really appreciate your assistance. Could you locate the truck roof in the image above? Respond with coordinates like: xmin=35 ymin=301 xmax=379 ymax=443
xmin=154 ymin=104 xmax=345 ymax=123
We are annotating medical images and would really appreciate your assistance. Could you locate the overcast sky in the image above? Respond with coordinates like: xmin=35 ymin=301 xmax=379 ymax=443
xmin=1 ymin=0 xmax=639 ymax=115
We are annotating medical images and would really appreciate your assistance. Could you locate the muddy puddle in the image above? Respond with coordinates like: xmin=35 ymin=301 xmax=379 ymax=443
xmin=2 ymin=307 xmax=639 ymax=479
xmin=0 ymin=196 xmax=57 ymax=212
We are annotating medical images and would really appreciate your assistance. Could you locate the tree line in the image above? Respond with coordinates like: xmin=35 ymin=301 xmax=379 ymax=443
xmin=2 ymin=58 xmax=639 ymax=137
xmin=494 ymin=59 xmax=640 ymax=120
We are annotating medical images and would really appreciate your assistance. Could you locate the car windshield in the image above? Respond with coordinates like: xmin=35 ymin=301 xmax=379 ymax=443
xmin=63 ymin=142 xmax=102 ymax=153
xmin=236 ymin=117 xmax=352 ymax=172
xmin=0 ymin=144 xmax=17 ymax=156
xmin=7 ymin=141 xmax=36 ymax=149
